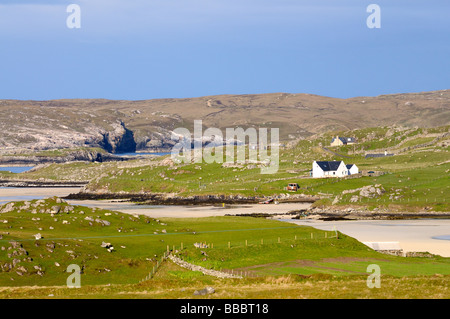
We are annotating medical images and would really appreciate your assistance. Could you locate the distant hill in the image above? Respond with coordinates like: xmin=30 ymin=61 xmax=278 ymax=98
xmin=0 ymin=90 xmax=448 ymax=153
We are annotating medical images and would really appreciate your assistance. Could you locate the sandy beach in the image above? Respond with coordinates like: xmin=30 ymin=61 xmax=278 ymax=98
xmin=0 ymin=187 xmax=82 ymax=204
xmin=66 ymin=199 xmax=312 ymax=218
xmin=0 ymin=187 xmax=312 ymax=217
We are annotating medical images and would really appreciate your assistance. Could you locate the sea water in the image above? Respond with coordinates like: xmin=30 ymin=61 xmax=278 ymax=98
xmin=0 ymin=166 xmax=34 ymax=173
xmin=432 ymin=235 xmax=450 ymax=241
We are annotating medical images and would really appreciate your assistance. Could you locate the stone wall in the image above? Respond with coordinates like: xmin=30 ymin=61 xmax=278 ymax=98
xmin=168 ymin=254 xmax=242 ymax=279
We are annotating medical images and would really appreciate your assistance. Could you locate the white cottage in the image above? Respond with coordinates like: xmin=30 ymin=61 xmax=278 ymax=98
xmin=312 ymin=161 xmax=348 ymax=178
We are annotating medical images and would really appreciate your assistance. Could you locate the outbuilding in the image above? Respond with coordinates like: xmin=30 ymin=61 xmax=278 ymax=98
xmin=346 ymin=164 xmax=359 ymax=175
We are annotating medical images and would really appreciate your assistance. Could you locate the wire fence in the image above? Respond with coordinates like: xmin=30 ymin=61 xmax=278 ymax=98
xmin=138 ymin=229 xmax=340 ymax=281
xmin=138 ymin=250 xmax=169 ymax=283
xmin=163 ymin=230 xmax=340 ymax=256
xmin=193 ymin=231 xmax=340 ymax=251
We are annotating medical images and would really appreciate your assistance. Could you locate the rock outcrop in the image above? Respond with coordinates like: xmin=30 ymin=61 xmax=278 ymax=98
xmin=98 ymin=121 xmax=136 ymax=154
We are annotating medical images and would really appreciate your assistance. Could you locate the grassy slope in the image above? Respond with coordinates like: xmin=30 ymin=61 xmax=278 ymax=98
xmin=1 ymin=125 xmax=448 ymax=211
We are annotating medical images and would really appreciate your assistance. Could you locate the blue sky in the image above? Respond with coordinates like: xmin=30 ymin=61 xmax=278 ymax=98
xmin=0 ymin=0 xmax=448 ymax=100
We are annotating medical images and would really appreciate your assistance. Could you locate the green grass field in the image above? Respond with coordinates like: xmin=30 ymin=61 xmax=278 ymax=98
xmin=0 ymin=198 xmax=449 ymax=298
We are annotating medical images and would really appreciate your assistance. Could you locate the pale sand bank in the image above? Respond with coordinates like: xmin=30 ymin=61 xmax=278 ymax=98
xmin=66 ymin=200 xmax=312 ymax=218
xmin=0 ymin=187 xmax=82 ymax=203
xmin=0 ymin=187 xmax=311 ymax=217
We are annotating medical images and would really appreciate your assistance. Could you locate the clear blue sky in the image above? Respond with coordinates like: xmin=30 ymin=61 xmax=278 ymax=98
xmin=0 ymin=0 xmax=448 ymax=100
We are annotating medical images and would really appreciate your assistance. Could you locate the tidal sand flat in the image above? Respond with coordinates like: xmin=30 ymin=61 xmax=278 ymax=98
xmin=0 ymin=187 xmax=82 ymax=204
xmin=65 ymin=200 xmax=312 ymax=218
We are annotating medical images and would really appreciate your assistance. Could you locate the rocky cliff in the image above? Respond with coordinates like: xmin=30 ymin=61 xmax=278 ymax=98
xmin=98 ymin=121 xmax=136 ymax=153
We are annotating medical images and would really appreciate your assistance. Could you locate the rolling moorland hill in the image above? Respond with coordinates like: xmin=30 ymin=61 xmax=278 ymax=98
xmin=0 ymin=90 xmax=449 ymax=154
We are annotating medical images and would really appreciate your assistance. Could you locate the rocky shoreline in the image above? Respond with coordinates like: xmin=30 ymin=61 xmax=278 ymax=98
xmin=64 ymin=191 xmax=318 ymax=205
xmin=0 ymin=151 xmax=131 ymax=165
xmin=63 ymin=191 xmax=449 ymax=220
xmin=1 ymin=185 xmax=447 ymax=220
xmin=0 ymin=179 xmax=88 ymax=188
xmin=300 ymin=206 xmax=450 ymax=220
